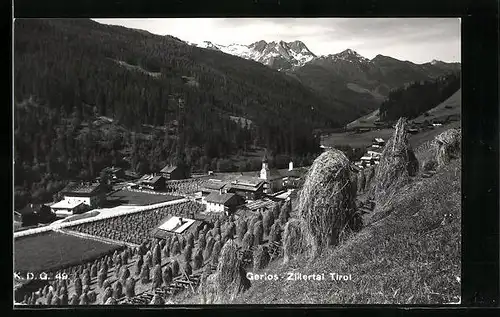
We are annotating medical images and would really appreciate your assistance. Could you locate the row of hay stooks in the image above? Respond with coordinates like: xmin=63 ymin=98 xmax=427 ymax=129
xmin=201 ymin=118 xmax=461 ymax=304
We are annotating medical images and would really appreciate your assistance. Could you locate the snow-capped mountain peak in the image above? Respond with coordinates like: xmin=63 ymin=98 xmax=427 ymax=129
xmin=191 ymin=39 xmax=316 ymax=70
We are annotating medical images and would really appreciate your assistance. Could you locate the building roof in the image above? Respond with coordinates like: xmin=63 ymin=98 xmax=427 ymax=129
xmin=50 ymin=199 xmax=85 ymax=210
xmin=283 ymin=169 xmax=302 ymax=178
xmin=102 ymin=166 xmax=123 ymax=174
xmin=160 ymin=165 xmax=179 ymax=173
xmin=202 ymin=180 xmax=227 ymax=191
xmin=16 ymin=203 xmax=46 ymax=215
xmin=205 ymin=192 xmax=238 ymax=205
xmin=262 ymin=169 xmax=283 ymax=180
xmin=245 ymin=199 xmax=276 ymax=211
xmin=61 ymin=182 xmax=102 ymax=195
xmin=232 ymin=176 xmax=265 ymax=187
xmin=138 ymin=174 xmax=164 ymax=184
xmin=374 ymin=138 xmax=385 ymax=143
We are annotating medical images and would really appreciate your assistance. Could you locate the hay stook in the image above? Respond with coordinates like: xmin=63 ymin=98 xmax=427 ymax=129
xmin=297 ymin=148 xmax=357 ymax=258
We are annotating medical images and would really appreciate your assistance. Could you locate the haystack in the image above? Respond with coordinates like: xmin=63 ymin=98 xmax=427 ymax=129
xmin=212 ymin=239 xmax=251 ymax=303
xmin=434 ymin=128 xmax=461 ymax=167
xmin=297 ymin=148 xmax=356 ymax=257
xmin=282 ymin=219 xmax=309 ymax=263
xmin=373 ymin=118 xmax=418 ymax=207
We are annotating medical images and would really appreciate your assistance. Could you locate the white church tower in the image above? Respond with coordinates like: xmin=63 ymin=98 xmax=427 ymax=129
xmin=260 ymin=154 xmax=270 ymax=180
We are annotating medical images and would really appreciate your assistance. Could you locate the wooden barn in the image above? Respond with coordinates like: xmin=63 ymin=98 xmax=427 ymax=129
xmin=160 ymin=165 xmax=188 ymax=180
xmin=226 ymin=176 xmax=266 ymax=201
xmin=136 ymin=174 xmax=166 ymax=191
xmin=60 ymin=182 xmax=106 ymax=208
xmin=205 ymin=192 xmax=243 ymax=215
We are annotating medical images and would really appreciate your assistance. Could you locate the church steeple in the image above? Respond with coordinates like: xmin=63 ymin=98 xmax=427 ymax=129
xmin=260 ymin=152 xmax=270 ymax=180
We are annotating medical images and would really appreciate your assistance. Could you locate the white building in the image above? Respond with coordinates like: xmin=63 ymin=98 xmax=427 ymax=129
xmin=50 ymin=199 xmax=87 ymax=218
xmin=60 ymin=182 xmax=105 ymax=208
xmin=259 ymin=155 xmax=284 ymax=194
xmin=205 ymin=192 xmax=242 ymax=215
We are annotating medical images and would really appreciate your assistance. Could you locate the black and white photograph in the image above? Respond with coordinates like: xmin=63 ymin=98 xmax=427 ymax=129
xmin=13 ymin=18 xmax=461 ymax=305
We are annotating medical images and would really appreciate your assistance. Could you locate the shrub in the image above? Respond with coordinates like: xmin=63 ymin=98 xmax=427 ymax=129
xmin=262 ymin=210 xmax=274 ymax=236
xmin=114 ymin=264 xmax=122 ymax=279
xmin=102 ymin=279 xmax=111 ymax=290
xmin=150 ymin=294 xmax=165 ymax=305
xmin=211 ymin=241 xmax=222 ymax=266
xmin=236 ymin=219 xmax=247 ymax=241
xmin=141 ymin=263 xmax=151 ymax=284
xmin=112 ymin=281 xmax=123 ymax=299
xmin=171 ymin=259 xmax=180 ymax=277
xmin=187 ymin=232 xmax=195 ymax=248
xmin=90 ymin=263 xmax=98 ymax=277
xmin=183 ymin=244 xmax=193 ymax=263
xmin=125 ymin=277 xmax=136 ymax=298
xmin=253 ymin=221 xmax=264 ymax=246
xmin=60 ymin=293 xmax=68 ymax=305
xmin=171 ymin=241 xmax=181 ymax=255
xmin=357 ymin=170 xmax=366 ymax=193
xmin=279 ymin=202 xmax=290 ymax=225
xmin=152 ymin=244 xmax=162 ymax=266
xmin=198 ymin=233 xmax=207 ymax=250
xmin=87 ymin=291 xmax=97 ymax=303
xmin=46 ymin=291 xmax=53 ymax=305
xmin=135 ymin=255 xmax=144 ymax=275
xmin=184 ymin=261 xmax=193 ymax=276
xmin=269 ymin=222 xmax=281 ymax=244
xmin=253 ymin=245 xmax=270 ymax=270
xmin=193 ymin=249 xmax=204 ymax=270
xmin=79 ymin=293 xmax=89 ymax=305
xmin=241 ymin=231 xmax=254 ymax=249
xmin=297 ymin=149 xmax=356 ymax=257
xmin=421 ymin=158 xmax=436 ymax=171
xmin=204 ymin=237 xmax=215 ymax=259
xmin=120 ymin=267 xmax=131 ymax=285
xmin=104 ymin=297 xmax=117 ymax=305
xmin=74 ymin=277 xmax=82 ymax=298
xmin=162 ymin=266 xmax=173 ymax=286
xmin=145 ymin=251 xmax=153 ymax=267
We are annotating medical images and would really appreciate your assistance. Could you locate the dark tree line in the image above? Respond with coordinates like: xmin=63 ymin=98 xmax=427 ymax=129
xmin=379 ymin=72 xmax=460 ymax=121
xmin=14 ymin=19 xmax=329 ymax=208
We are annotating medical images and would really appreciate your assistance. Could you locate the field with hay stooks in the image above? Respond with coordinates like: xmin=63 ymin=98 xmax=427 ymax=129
xmin=15 ymin=120 xmax=461 ymax=305
xmin=14 ymin=198 xmax=293 ymax=305
xmin=66 ymin=201 xmax=205 ymax=245
xmin=170 ymin=120 xmax=461 ymax=305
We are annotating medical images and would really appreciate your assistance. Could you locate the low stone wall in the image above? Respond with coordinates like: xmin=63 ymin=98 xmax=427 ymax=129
xmin=14 ymin=198 xmax=188 ymax=239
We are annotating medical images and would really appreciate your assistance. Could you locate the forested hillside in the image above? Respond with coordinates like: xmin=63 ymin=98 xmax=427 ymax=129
xmin=379 ymin=72 xmax=460 ymax=121
xmin=14 ymin=19 xmax=354 ymax=208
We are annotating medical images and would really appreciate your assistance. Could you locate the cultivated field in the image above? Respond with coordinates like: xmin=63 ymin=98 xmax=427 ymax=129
xmin=67 ymin=202 xmax=206 ymax=245
xmin=106 ymin=189 xmax=179 ymax=206
xmin=14 ymin=231 xmax=123 ymax=273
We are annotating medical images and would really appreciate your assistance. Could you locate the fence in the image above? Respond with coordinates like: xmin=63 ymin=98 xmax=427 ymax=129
xmin=13 ymin=198 xmax=188 ymax=239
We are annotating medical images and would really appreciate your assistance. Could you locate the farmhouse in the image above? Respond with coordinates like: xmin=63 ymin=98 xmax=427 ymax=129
xmin=373 ymin=138 xmax=386 ymax=146
xmin=15 ymin=203 xmax=54 ymax=226
xmin=50 ymin=199 xmax=87 ymax=218
xmin=160 ymin=165 xmax=188 ymax=180
xmin=60 ymin=182 xmax=106 ymax=208
xmin=199 ymin=179 xmax=228 ymax=202
xmin=205 ymin=192 xmax=243 ymax=215
xmin=226 ymin=176 xmax=266 ymax=201
xmin=150 ymin=216 xmax=204 ymax=240
xmin=136 ymin=174 xmax=166 ymax=191
xmin=100 ymin=166 xmax=125 ymax=181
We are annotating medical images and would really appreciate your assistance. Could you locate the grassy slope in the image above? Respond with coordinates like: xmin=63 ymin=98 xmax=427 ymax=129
xmin=412 ymin=89 xmax=461 ymax=124
xmin=230 ymin=157 xmax=461 ymax=304
xmin=346 ymin=109 xmax=380 ymax=129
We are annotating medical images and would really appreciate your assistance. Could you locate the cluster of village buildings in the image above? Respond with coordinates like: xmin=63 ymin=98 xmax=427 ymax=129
xmin=14 ymin=155 xmax=306 ymax=229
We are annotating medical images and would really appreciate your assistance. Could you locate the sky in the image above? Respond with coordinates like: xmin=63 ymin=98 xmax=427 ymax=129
xmin=93 ymin=18 xmax=461 ymax=64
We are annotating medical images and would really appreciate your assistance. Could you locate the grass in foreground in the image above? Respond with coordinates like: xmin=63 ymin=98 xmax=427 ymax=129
xmin=227 ymin=158 xmax=461 ymax=304
xmin=15 ymin=231 xmax=123 ymax=273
